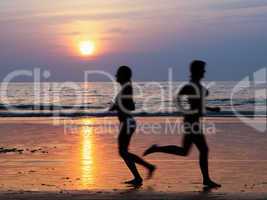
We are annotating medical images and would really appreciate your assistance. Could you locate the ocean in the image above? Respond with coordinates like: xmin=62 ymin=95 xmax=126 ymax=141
xmin=0 ymin=81 xmax=266 ymax=117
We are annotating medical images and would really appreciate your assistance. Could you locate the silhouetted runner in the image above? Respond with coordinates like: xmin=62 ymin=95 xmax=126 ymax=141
xmin=144 ymin=60 xmax=221 ymax=188
xmin=109 ymin=66 xmax=156 ymax=187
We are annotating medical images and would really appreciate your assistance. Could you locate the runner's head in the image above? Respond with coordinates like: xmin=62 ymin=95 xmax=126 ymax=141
xmin=190 ymin=60 xmax=206 ymax=81
xmin=116 ymin=66 xmax=132 ymax=84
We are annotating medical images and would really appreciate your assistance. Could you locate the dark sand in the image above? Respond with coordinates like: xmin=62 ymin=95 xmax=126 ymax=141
xmin=0 ymin=191 xmax=267 ymax=200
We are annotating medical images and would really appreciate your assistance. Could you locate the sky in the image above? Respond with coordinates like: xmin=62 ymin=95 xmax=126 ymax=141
xmin=0 ymin=0 xmax=267 ymax=81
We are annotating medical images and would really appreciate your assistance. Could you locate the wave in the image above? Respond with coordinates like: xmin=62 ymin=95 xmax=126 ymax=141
xmin=0 ymin=98 xmax=265 ymax=111
xmin=208 ymin=99 xmax=267 ymax=106
xmin=0 ymin=104 xmax=106 ymax=111
xmin=0 ymin=99 xmax=265 ymax=117
xmin=0 ymin=111 xmax=265 ymax=118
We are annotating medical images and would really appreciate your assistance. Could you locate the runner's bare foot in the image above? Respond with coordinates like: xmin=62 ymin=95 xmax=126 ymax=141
xmin=124 ymin=178 xmax=143 ymax=187
xmin=203 ymin=180 xmax=221 ymax=188
xmin=147 ymin=165 xmax=156 ymax=180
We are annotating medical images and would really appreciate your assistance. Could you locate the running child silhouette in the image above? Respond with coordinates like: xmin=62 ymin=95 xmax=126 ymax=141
xmin=109 ymin=66 xmax=156 ymax=187
xmin=144 ymin=60 xmax=221 ymax=188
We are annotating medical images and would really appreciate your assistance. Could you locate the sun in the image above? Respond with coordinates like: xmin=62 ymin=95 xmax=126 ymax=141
xmin=79 ymin=41 xmax=95 ymax=56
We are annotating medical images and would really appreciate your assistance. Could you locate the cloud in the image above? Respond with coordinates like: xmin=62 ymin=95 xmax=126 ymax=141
xmin=62 ymin=31 xmax=81 ymax=36
xmin=0 ymin=9 xmax=155 ymax=24
xmin=107 ymin=27 xmax=129 ymax=34
xmin=100 ymin=36 xmax=114 ymax=41
xmin=208 ymin=0 xmax=267 ymax=11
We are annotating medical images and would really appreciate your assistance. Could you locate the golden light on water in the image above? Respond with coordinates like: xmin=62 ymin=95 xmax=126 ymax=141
xmin=79 ymin=41 xmax=95 ymax=56
xmin=80 ymin=118 xmax=95 ymax=187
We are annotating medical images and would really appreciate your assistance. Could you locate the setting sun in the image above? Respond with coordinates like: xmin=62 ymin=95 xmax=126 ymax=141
xmin=79 ymin=41 xmax=95 ymax=56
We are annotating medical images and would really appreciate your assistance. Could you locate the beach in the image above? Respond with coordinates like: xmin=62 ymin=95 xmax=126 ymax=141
xmin=0 ymin=116 xmax=266 ymax=199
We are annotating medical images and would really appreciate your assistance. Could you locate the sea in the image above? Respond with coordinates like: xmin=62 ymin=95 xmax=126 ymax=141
xmin=0 ymin=81 xmax=265 ymax=117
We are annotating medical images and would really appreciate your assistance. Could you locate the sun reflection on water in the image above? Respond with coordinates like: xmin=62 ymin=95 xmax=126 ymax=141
xmin=80 ymin=118 xmax=95 ymax=188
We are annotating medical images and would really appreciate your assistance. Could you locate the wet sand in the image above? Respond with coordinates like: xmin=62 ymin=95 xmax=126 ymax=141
xmin=0 ymin=117 xmax=266 ymax=199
